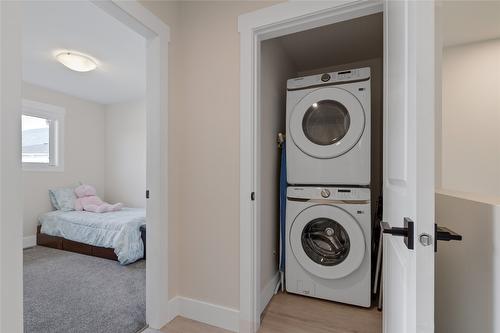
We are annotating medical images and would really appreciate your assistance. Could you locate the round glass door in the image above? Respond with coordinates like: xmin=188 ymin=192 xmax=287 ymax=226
xmin=302 ymin=100 xmax=351 ymax=146
xmin=289 ymin=204 xmax=365 ymax=279
xmin=301 ymin=217 xmax=350 ymax=266
xmin=289 ymin=87 xmax=365 ymax=159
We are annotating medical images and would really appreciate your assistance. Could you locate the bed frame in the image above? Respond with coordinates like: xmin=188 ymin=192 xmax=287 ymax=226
xmin=36 ymin=225 xmax=146 ymax=261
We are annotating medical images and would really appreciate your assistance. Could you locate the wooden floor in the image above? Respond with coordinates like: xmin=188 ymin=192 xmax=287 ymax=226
xmin=161 ymin=293 xmax=382 ymax=333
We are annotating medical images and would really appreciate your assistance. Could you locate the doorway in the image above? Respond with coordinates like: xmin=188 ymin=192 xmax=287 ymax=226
xmin=0 ymin=1 xmax=170 ymax=331
xmin=239 ymin=1 xmax=436 ymax=333
xmin=256 ymin=9 xmax=383 ymax=333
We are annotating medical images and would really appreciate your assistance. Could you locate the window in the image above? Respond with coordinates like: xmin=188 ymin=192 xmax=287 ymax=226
xmin=22 ymin=100 xmax=65 ymax=171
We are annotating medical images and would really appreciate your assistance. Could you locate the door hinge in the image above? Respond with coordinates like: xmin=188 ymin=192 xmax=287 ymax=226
xmin=381 ymin=217 xmax=414 ymax=250
xmin=251 ymin=192 xmax=255 ymax=201
xmin=146 ymin=190 xmax=150 ymax=199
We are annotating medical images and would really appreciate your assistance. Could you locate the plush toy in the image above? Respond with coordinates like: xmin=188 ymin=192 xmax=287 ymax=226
xmin=74 ymin=184 xmax=123 ymax=213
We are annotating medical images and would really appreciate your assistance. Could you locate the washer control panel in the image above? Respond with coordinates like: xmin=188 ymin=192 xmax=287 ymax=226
xmin=287 ymin=186 xmax=370 ymax=201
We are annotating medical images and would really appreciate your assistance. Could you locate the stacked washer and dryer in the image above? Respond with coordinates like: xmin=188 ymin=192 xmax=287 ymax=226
xmin=285 ymin=67 xmax=372 ymax=307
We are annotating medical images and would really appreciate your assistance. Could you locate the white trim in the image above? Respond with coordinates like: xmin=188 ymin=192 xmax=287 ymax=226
xmin=23 ymin=235 xmax=36 ymax=249
xmin=260 ymin=272 xmax=280 ymax=315
xmin=238 ymin=2 xmax=383 ymax=332
xmin=142 ymin=329 xmax=161 ymax=333
xmin=0 ymin=1 xmax=171 ymax=331
xmin=168 ymin=296 xmax=240 ymax=333
xmin=104 ymin=1 xmax=171 ymax=329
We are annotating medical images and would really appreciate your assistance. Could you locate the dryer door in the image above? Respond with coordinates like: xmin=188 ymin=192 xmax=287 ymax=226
xmin=290 ymin=204 xmax=365 ymax=279
xmin=289 ymin=87 xmax=365 ymax=159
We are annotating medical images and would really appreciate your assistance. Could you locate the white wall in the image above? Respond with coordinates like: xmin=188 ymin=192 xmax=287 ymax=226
xmin=436 ymin=190 xmax=500 ymax=333
xmin=259 ymin=39 xmax=296 ymax=312
xmin=104 ymin=99 xmax=146 ymax=208
xmin=440 ymin=39 xmax=500 ymax=195
xmin=1 ymin=2 xmax=24 ymax=330
xmin=22 ymin=82 xmax=106 ymax=238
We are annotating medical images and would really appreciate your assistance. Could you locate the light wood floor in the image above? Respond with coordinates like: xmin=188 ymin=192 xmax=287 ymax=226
xmin=161 ymin=293 xmax=382 ymax=333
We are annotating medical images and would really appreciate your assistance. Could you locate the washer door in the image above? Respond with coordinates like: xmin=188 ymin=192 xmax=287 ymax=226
xmin=290 ymin=204 xmax=365 ymax=280
xmin=289 ymin=87 xmax=365 ymax=159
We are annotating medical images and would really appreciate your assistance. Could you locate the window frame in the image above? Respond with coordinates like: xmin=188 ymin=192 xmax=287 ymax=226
xmin=22 ymin=99 xmax=65 ymax=172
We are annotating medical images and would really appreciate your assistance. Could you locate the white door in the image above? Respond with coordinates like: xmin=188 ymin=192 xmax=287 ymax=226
xmin=383 ymin=1 xmax=435 ymax=333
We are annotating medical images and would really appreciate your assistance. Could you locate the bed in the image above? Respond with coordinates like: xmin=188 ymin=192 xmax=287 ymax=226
xmin=37 ymin=208 xmax=146 ymax=265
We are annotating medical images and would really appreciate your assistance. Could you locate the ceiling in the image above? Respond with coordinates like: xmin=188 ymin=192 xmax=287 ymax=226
xmin=442 ymin=1 xmax=500 ymax=47
xmin=23 ymin=1 xmax=145 ymax=105
xmin=274 ymin=13 xmax=383 ymax=73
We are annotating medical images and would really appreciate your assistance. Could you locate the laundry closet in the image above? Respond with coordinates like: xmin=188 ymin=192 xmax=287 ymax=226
xmin=258 ymin=12 xmax=384 ymax=330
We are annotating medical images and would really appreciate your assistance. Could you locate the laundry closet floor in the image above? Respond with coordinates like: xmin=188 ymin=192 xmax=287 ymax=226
xmin=161 ymin=293 xmax=382 ymax=333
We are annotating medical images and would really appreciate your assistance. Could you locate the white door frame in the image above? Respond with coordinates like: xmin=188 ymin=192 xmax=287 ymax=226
xmin=238 ymin=2 xmax=383 ymax=332
xmin=0 ymin=1 xmax=171 ymax=331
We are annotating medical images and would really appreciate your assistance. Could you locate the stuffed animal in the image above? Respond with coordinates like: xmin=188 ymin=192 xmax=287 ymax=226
xmin=74 ymin=184 xmax=123 ymax=213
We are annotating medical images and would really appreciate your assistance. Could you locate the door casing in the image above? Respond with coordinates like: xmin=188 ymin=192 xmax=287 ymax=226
xmin=0 ymin=1 xmax=171 ymax=331
xmin=238 ymin=1 xmax=385 ymax=332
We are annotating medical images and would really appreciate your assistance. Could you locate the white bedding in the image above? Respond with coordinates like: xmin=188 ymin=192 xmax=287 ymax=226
xmin=39 ymin=208 xmax=146 ymax=265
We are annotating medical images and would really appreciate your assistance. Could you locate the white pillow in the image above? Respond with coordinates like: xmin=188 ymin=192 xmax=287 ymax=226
xmin=48 ymin=187 xmax=76 ymax=211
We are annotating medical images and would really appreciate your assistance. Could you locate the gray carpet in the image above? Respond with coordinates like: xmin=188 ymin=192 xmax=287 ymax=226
xmin=23 ymin=246 xmax=146 ymax=333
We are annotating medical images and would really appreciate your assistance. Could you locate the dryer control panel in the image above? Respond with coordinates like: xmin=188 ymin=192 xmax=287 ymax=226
xmin=287 ymin=186 xmax=370 ymax=201
xmin=287 ymin=67 xmax=371 ymax=90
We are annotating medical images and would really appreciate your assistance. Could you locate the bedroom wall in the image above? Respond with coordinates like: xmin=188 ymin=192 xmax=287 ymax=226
xmin=22 ymin=82 xmax=106 ymax=238
xmin=440 ymin=39 xmax=500 ymax=196
xmin=104 ymin=99 xmax=146 ymax=208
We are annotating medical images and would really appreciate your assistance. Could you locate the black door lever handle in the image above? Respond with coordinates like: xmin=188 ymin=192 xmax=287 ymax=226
xmin=380 ymin=218 xmax=414 ymax=250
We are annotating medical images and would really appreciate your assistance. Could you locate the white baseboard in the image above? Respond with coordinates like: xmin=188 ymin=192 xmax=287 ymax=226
xmin=260 ymin=272 xmax=280 ymax=314
xmin=23 ymin=235 xmax=36 ymax=249
xmin=168 ymin=296 xmax=239 ymax=332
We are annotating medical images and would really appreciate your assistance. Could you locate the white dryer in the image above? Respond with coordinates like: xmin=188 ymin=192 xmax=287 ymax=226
xmin=286 ymin=68 xmax=371 ymax=185
xmin=286 ymin=186 xmax=371 ymax=307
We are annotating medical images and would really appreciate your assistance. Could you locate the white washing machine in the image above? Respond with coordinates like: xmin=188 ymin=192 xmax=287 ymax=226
xmin=286 ymin=186 xmax=371 ymax=307
xmin=286 ymin=68 xmax=371 ymax=185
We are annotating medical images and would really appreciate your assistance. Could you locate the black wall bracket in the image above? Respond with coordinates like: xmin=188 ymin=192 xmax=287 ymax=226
xmin=435 ymin=224 xmax=462 ymax=252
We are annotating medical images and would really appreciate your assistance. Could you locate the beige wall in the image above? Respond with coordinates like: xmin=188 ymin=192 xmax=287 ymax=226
xmin=139 ymin=0 xmax=282 ymax=308
xmin=22 ymin=82 xmax=106 ymax=237
xmin=441 ymin=39 xmax=500 ymax=196
xmin=104 ymin=99 xmax=146 ymax=208
xmin=259 ymin=38 xmax=296 ymax=311
xmin=175 ymin=1 xmax=282 ymax=309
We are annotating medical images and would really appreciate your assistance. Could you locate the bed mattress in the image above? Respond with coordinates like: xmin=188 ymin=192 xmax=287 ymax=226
xmin=39 ymin=208 xmax=146 ymax=265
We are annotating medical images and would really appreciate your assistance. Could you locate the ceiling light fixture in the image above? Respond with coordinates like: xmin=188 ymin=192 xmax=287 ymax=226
xmin=56 ymin=52 xmax=97 ymax=72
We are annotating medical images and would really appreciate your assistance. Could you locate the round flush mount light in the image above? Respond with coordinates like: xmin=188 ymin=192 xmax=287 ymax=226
xmin=55 ymin=52 xmax=97 ymax=72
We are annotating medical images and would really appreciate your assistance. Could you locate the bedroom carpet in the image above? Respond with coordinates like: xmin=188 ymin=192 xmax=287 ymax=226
xmin=23 ymin=246 xmax=146 ymax=333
